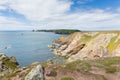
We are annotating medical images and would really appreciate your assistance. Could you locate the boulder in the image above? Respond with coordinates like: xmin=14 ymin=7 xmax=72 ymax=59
xmin=0 ymin=53 xmax=19 ymax=79
xmin=0 ymin=54 xmax=7 ymax=60
xmin=25 ymin=65 xmax=44 ymax=80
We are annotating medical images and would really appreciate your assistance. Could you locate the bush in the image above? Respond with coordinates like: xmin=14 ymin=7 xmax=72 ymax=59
xmin=61 ymin=77 xmax=74 ymax=80
xmin=49 ymin=70 xmax=57 ymax=77
xmin=105 ymin=66 xmax=117 ymax=73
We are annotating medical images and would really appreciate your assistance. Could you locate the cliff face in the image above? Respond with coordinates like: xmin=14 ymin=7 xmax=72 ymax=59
xmin=0 ymin=54 xmax=19 ymax=79
xmin=51 ymin=31 xmax=120 ymax=62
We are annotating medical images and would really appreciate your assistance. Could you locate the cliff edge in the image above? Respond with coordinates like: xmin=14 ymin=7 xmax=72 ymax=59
xmin=50 ymin=31 xmax=120 ymax=62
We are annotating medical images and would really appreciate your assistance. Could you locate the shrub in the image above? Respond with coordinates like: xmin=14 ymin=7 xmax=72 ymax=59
xmin=61 ymin=77 xmax=74 ymax=80
xmin=105 ymin=66 xmax=117 ymax=73
xmin=49 ymin=70 xmax=57 ymax=77
xmin=3 ymin=61 xmax=17 ymax=70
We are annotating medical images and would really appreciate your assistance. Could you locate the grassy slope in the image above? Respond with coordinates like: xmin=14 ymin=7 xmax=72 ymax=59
xmin=66 ymin=57 xmax=120 ymax=73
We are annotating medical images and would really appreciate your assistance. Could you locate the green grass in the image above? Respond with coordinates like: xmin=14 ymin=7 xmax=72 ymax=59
xmin=107 ymin=35 xmax=119 ymax=53
xmin=80 ymin=33 xmax=101 ymax=44
xmin=80 ymin=35 xmax=92 ymax=43
xmin=3 ymin=61 xmax=18 ymax=70
xmin=65 ymin=60 xmax=80 ymax=70
xmin=95 ymin=57 xmax=120 ymax=66
xmin=66 ymin=60 xmax=92 ymax=72
xmin=76 ymin=62 xmax=91 ymax=72
xmin=105 ymin=66 xmax=117 ymax=73
xmin=65 ymin=57 xmax=120 ymax=73
xmin=93 ymin=57 xmax=120 ymax=73
xmin=61 ymin=77 xmax=74 ymax=80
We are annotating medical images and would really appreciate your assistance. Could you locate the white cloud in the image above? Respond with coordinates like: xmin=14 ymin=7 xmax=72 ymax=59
xmin=116 ymin=8 xmax=120 ymax=12
xmin=0 ymin=0 xmax=120 ymax=30
xmin=77 ymin=0 xmax=93 ymax=4
xmin=0 ymin=16 xmax=33 ymax=30
xmin=0 ymin=6 xmax=6 ymax=10
xmin=9 ymin=0 xmax=72 ymax=21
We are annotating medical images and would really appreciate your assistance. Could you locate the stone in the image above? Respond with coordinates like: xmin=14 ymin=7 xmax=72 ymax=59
xmin=25 ymin=65 xmax=44 ymax=80
xmin=0 ymin=54 xmax=7 ymax=60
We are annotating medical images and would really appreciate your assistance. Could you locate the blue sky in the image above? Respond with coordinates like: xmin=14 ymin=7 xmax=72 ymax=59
xmin=0 ymin=0 xmax=120 ymax=30
xmin=72 ymin=0 xmax=120 ymax=9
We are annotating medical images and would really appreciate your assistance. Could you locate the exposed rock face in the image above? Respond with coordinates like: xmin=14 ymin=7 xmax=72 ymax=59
xmin=0 ymin=53 xmax=19 ymax=79
xmin=50 ymin=31 xmax=120 ymax=62
xmin=25 ymin=65 xmax=44 ymax=80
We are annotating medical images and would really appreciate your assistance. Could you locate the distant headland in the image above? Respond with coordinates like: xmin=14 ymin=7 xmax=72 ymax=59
xmin=32 ymin=29 xmax=81 ymax=34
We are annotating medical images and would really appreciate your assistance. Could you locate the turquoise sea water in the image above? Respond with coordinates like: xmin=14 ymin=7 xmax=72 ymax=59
xmin=0 ymin=31 xmax=66 ymax=66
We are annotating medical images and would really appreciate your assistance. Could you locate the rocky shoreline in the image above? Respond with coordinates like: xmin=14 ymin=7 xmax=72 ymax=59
xmin=49 ymin=32 xmax=120 ymax=63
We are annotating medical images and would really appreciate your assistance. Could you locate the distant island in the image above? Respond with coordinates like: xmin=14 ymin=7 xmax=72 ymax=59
xmin=32 ymin=29 xmax=81 ymax=34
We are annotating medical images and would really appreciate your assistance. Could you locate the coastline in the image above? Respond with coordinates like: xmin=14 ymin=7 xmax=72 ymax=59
xmin=1 ymin=31 xmax=120 ymax=80
xmin=49 ymin=31 xmax=120 ymax=62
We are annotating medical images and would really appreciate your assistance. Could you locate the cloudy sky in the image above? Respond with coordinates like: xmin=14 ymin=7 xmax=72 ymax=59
xmin=0 ymin=0 xmax=120 ymax=31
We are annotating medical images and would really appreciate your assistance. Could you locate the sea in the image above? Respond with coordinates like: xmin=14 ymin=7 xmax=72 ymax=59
xmin=0 ymin=31 xmax=67 ymax=66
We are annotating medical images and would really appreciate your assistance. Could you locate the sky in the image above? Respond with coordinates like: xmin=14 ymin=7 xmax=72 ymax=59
xmin=0 ymin=0 xmax=120 ymax=31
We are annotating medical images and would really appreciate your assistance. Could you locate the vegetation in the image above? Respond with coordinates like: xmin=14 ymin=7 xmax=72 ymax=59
xmin=65 ymin=60 xmax=80 ymax=70
xmin=77 ymin=62 xmax=91 ymax=72
xmin=80 ymin=34 xmax=92 ymax=43
xmin=80 ymin=32 xmax=101 ymax=44
xmin=105 ymin=66 xmax=117 ymax=73
xmin=107 ymin=35 xmax=120 ymax=53
xmin=34 ymin=29 xmax=80 ymax=34
xmin=95 ymin=57 xmax=120 ymax=66
xmin=61 ymin=77 xmax=74 ymax=80
xmin=3 ymin=61 xmax=18 ymax=70
xmin=49 ymin=70 xmax=57 ymax=77
xmin=95 ymin=57 xmax=120 ymax=73
xmin=65 ymin=57 xmax=120 ymax=73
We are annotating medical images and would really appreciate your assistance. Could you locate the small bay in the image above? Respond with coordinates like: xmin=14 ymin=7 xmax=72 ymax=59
xmin=0 ymin=31 xmax=67 ymax=66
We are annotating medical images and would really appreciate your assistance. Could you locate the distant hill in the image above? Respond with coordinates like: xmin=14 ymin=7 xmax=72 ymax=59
xmin=33 ymin=29 xmax=81 ymax=34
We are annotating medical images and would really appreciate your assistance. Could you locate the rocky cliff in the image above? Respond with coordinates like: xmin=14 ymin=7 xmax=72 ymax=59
xmin=51 ymin=31 xmax=120 ymax=62
xmin=0 ymin=54 xmax=19 ymax=78
xmin=0 ymin=56 xmax=44 ymax=80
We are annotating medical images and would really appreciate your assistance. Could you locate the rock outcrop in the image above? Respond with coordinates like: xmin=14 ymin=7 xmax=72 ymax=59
xmin=25 ymin=65 xmax=44 ymax=80
xmin=0 ymin=53 xmax=19 ymax=78
xmin=50 ymin=31 xmax=120 ymax=62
